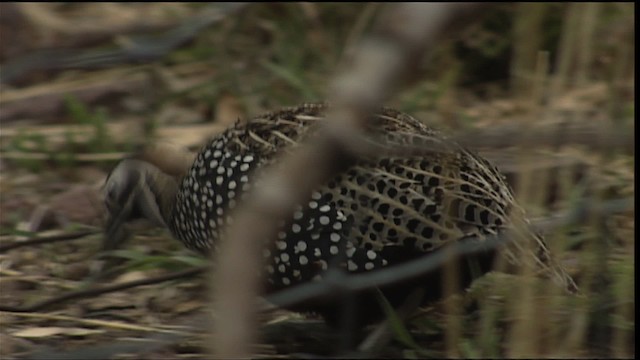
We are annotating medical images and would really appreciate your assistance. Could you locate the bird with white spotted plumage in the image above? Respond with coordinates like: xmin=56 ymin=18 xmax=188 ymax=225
xmin=103 ymin=103 xmax=578 ymax=326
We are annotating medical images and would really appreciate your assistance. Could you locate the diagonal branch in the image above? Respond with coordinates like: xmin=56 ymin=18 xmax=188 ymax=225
xmin=210 ymin=3 xmax=488 ymax=358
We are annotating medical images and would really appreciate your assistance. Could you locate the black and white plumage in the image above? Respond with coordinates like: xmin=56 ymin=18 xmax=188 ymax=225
xmin=104 ymin=103 xmax=577 ymax=324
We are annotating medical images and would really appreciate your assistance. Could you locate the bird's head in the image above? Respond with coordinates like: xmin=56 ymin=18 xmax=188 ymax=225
xmin=103 ymin=158 xmax=178 ymax=251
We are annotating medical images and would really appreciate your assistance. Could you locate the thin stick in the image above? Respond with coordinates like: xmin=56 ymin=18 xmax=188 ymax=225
xmin=0 ymin=266 xmax=208 ymax=312
xmin=0 ymin=230 xmax=98 ymax=253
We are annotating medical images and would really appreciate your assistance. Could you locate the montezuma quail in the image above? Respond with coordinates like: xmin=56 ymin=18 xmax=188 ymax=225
xmin=104 ymin=103 xmax=578 ymax=325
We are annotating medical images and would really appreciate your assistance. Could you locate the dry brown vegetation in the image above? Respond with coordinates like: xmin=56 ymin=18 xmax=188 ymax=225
xmin=0 ymin=3 xmax=634 ymax=359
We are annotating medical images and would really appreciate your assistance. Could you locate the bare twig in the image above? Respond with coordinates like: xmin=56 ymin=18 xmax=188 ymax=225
xmin=0 ymin=69 xmax=151 ymax=123
xmin=455 ymin=120 xmax=634 ymax=154
xmin=0 ymin=266 xmax=208 ymax=312
xmin=209 ymin=3 xmax=488 ymax=358
xmin=0 ymin=4 xmax=248 ymax=85
xmin=0 ymin=230 xmax=98 ymax=253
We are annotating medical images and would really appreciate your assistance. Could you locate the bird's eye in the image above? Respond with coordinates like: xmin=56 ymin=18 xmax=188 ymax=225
xmin=104 ymin=185 xmax=119 ymax=211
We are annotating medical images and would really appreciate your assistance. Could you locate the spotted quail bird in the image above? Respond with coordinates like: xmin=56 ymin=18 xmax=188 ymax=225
xmin=104 ymin=103 xmax=578 ymax=326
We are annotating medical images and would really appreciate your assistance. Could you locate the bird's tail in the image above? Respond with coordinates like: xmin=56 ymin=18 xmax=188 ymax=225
xmin=500 ymin=215 xmax=580 ymax=295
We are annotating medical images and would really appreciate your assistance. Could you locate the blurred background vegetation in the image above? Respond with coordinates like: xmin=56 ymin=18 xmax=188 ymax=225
xmin=0 ymin=3 xmax=634 ymax=359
